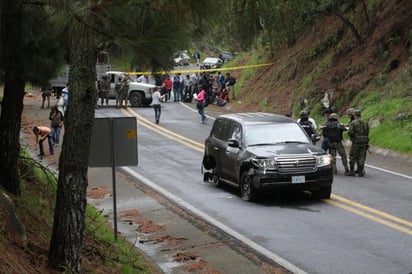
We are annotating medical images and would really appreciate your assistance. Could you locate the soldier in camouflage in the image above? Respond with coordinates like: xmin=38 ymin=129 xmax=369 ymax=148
xmin=100 ymin=75 xmax=111 ymax=107
xmin=118 ymin=77 xmax=129 ymax=108
xmin=346 ymin=108 xmax=355 ymax=126
xmin=322 ymin=113 xmax=350 ymax=175
xmin=347 ymin=109 xmax=369 ymax=177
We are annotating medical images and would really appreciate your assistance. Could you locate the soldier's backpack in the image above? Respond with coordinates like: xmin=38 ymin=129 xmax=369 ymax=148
xmin=356 ymin=120 xmax=369 ymax=146
xmin=325 ymin=121 xmax=341 ymax=142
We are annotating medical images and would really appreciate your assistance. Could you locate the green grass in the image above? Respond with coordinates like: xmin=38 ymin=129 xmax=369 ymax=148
xmin=369 ymin=121 xmax=412 ymax=153
xmin=13 ymin=149 xmax=154 ymax=272
xmin=84 ymin=205 xmax=152 ymax=273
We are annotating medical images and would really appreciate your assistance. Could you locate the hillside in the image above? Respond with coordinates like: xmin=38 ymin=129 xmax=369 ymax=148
xmin=229 ymin=0 xmax=412 ymax=155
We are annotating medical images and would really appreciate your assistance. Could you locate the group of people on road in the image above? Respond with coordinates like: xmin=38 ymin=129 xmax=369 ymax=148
xmin=297 ymin=107 xmax=370 ymax=177
xmin=149 ymin=71 xmax=237 ymax=124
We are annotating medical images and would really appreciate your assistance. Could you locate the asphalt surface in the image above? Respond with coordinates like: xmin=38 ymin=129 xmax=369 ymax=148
xmin=20 ymin=90 xmax=412 ymax=274
xmin=20 ymin=92 xmax=288 ymax=274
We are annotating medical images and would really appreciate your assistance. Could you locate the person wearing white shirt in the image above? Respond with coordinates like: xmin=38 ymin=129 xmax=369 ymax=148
xmin=61 ymin=83 xmax=69 ymax=112
xmin=151 ymin=87 xmax=165 ymax=124
xmin=137 ymin=74 xmax=148 ymax=83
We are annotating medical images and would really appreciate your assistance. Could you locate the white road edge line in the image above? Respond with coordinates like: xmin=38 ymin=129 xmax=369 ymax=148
xmin=122 ymin=166 xmax=308 ymax=274
xmin=364 ymin=164 xmax=412 ymax=180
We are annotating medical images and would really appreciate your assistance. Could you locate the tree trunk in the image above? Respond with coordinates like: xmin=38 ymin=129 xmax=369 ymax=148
xmin=48 ymin=24 xmax=97 ymax=273
xmin=0 ymin=0 xmax=25 ymax=195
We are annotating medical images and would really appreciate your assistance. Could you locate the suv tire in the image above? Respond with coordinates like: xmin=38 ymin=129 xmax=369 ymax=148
xmin=240 ymin=171 xmax=258 ymax=202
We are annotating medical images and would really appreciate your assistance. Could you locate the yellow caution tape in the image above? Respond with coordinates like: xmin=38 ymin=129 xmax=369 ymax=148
xmin=127 ymin=62 xmax=274 ymax=75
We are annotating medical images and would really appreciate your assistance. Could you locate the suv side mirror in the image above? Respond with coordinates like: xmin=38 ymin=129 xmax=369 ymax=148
xmin=228 ymin=139 xmax=240 ymax=148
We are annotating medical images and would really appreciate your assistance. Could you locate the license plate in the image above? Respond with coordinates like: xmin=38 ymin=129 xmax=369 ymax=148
xmin=292 ymin=176 xmax=305 ymax=184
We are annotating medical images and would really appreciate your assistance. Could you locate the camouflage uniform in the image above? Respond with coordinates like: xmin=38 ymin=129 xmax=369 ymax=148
xmin=118 ymin=78 xmax=129 ymax=108
xmin=346 ymin=108 xmax=355 ymax=127
xmin=41 ymin=85 xmax=52 ymax=109
xmin=114 ymin=78 xmax=122 ymax=107
xmin=323 ymin=113 xmax=349 ymax=175
xmin=100 ymin=76 xmax=111 ymax=106
xmin=348 ymin=110 xmax=369 ymax=177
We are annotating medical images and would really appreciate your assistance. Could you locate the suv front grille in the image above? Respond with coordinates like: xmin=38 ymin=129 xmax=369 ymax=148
xmin=276 ymin=155 xmax=317 ymax=173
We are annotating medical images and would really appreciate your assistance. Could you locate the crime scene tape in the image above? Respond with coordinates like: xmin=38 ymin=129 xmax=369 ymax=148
xmin=127 ymin=62 xmax=274 ymax=75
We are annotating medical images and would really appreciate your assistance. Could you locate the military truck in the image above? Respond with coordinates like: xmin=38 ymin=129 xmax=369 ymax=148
xmin=103 ymin=71 xmax=155 ymax=106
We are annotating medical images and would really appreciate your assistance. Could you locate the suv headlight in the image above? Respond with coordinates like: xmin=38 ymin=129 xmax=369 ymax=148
xmin=252 ymin=158 xmax=277 ymax=170
xmin=317 ymin=154 xmax=332 ymax=167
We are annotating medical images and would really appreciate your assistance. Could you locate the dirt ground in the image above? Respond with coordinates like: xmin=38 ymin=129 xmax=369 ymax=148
xmin=0 ymin=91 xmax=162 ymax=274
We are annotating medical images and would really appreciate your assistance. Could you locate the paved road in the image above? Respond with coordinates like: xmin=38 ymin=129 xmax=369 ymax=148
xmin=94 ymin=101 xmax=412 ymax=274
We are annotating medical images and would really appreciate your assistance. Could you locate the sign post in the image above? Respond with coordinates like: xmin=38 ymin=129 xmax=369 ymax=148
xmin=89 ymin=117 xmax=138 ymax=241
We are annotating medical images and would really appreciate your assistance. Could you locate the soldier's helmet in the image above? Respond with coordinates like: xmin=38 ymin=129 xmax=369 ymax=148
xmin=330 ymin=113 xmax=338 ymax=120
xmin=300 ymin=109 xmax=309 ymax=118
xmin=346 ymin=108 xmax=355 ymax=115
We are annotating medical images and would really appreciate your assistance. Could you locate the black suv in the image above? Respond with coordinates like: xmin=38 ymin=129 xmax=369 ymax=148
xmin=202 ymin=113 xmax=333 ymax=201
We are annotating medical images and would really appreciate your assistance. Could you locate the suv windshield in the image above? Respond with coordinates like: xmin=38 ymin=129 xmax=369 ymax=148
xmin=245 ymin=123 xmax=310 ymax=146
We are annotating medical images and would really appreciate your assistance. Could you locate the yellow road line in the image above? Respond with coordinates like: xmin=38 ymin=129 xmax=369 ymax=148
xmin=122 ymin=107 xmax=412 ymax=236
xmin=123 ymin=108 xmax=204 ymax=153
xmin=325 ymin=199 xmax=412 ymax=236
xmin=331 ymin=194 xmax=412 ymax=228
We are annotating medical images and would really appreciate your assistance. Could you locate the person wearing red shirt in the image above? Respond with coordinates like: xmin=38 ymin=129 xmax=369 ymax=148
xmin=163 ymin=75 xmax=172 ymax=102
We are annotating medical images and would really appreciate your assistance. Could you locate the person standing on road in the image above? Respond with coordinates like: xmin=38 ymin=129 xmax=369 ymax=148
xmin=196 ymin=85 xmax=208 ymax=123
xmin=118 ymin=77 xmax=129 ymax=108
xmin=163 ymin=75 xmax=172 ymax=102
xmin=225 ymin=73 xmax=236 ymax=100
xmin=100 ymin=75 xmax=111 ymax=107
xmin=151 ymin=87 xmax=164 ymax=124
xmin=61 ymin=82 xmax=69 ymax=112
xmin=194 ymin=52 xmax=200 ymax=66
xmin=321 ymin=108 xmax=332 ymax=151
xmin=172 ymin=74 xmax=181 ymax=102
xmin=32 ymin=126 xmax=54 ymax=158
xmin=49 ymin=106 xmax=64 ymax=147
xmin=322 ymin=113 xmax=349 ymax=175
xmin=96 ymin=79 xmax=104 ymax=109
xmin=347 ymin=109 xmax=369 ymax=177
xmin=115 ymin=77 xmax=122 ymax=107
xmin=183 ymin=74 xmax=193 ymax=102
xmin=41 ymin=84 xmax=52 ymax=109
xmin=297 ymin=109 xmax=317 ymax=144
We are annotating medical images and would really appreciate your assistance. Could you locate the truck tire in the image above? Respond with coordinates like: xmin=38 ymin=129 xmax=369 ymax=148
xmin=129 ymin=91 xmax=144 ymax=107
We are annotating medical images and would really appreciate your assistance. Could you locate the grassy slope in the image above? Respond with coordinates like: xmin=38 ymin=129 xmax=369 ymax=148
xmin=227 ymin=0 xmax=412 ymax=155
xmin=0 ymin=153 xmax=158 ymax=273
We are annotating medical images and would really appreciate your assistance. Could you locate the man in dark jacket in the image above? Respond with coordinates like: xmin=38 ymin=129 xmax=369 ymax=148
xmin=322 ymin=113 xmax=349 ymax=175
